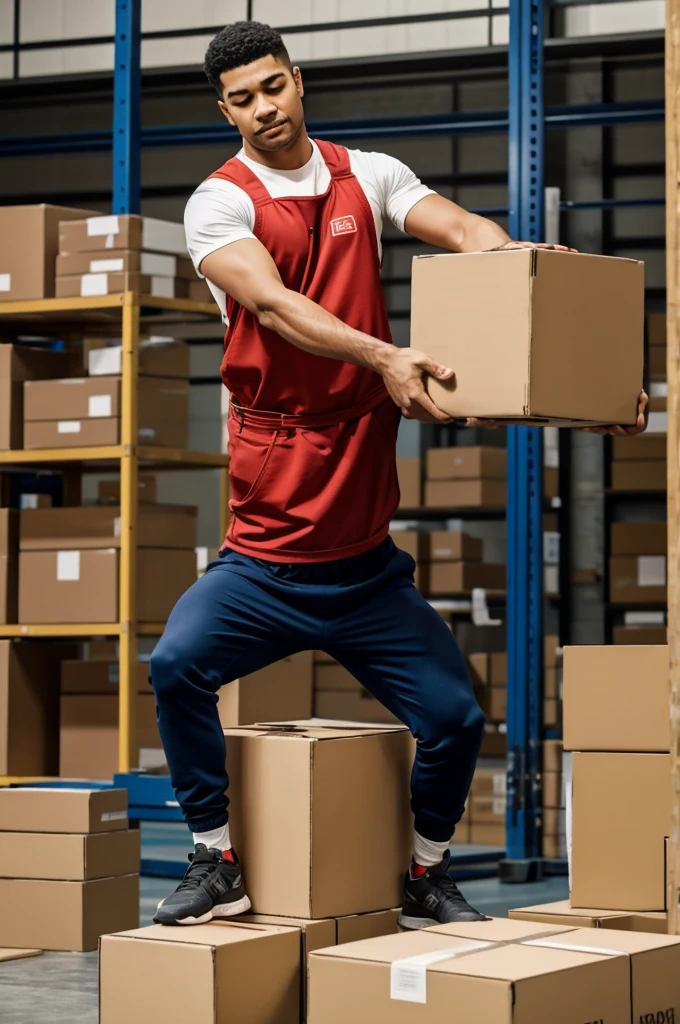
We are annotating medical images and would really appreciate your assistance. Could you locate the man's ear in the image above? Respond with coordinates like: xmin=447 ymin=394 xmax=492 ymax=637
xmin=217 ymin=100 xmax=236 ymax=127
xmin=293 ymin=66 xmax=304 ymax=99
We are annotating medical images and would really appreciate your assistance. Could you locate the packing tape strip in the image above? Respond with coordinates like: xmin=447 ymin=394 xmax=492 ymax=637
xmin=522 ymin=939 xmax=623 ymax=956
xmin=391 ymin=942 xmax=495 ymax=1004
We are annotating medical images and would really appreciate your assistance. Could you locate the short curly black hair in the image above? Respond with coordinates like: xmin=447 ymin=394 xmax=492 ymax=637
xmin=204 ymin=21 xmax=291 ymax=96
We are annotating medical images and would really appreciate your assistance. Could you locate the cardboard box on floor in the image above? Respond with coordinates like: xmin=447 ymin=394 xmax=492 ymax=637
xmin=0 ymin=509 xmax=18 ymax=624
xmin=225 ymin=722 xmax=413 ymax=918
xmin=217 ymin=652 xmax=313 ymax=728
xmin=0 ymin=874 xmax=139 ymax=952
xmin=60 ymin=693 xmax=162 ymax=777
xmin=59 ymin=214 xmax=187 ymax=256
xmin=411 ymin=249 xmax=643 ymax=426
xmin=508 ymin=899 xmax=668 ymax=933
xmin=0 ymin=639 xmax=76 ymax=775
xmin=563 ymin=644 xmax=669 ymax=751
xmin=571 ymin=752 xmax=670 ymax=910
xmin=99 ymin=922 xmax=300 ymax=1024
xmin=19 ymin=504 xmax=197 ymax=551
xmin=0 ymin=343 xmax=83 ymax=450
xmin=0 ymin=828 xmax=140 ymax=880
xmin=0 ymin=204 xmax=98 ymax=301
xmin=396 ymin=457 xmax=421 ymax=508
xmin=0 ymin=787 xmax=128 ymax=832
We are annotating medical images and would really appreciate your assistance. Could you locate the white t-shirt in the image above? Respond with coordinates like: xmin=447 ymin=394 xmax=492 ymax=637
xmin=184 ymin=140 xmax=434 ymax=320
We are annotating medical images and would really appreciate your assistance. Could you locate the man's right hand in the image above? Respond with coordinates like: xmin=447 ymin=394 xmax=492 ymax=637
xmin=378 ymin=347 xmax=455 ymax=423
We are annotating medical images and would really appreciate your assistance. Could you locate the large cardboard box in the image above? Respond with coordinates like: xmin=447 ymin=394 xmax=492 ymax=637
xmin=0 ymin=205 xmax=97 ymax=301
xmin=307 ymin=923 xmax=631 ymax=1023
xmin=56 ymin=272 xmax=189 ymax=299
xmin=426 ymin=446 xmax=506 ymax=481
xmin=314 ymin=661 xmax=361 ymax=692
xmin=428 ymin=531 xmax=483 ymax=561
xmin=89 ymin=339 xmax=189 ymax=379
xmin=613 ymin=625 xmax=667 ymax=644
xmin=425 ymin=479 xmax=506 ymax=508
xmin=20 ymin=504 xmax=197 ymax=551
xmin=509 ymin=900 xmax=668 ymax=933
xmin=474 ymin=686 xmax=506 ymax=722
xmin=313 ymin=689 xmax=401 ymax=725
xmin=396 ymin=457 xmax=421 ymax=508
xmin=217 ymin=653 xmax=313 ymax=728
xmin=56 ymin=249 xmax=195 ymax=279
xmin=61 ymin=658 xmax=150 ymax=694
xmin=59 ymin=214 xmax=187 ymax=256
xmin=613 ymin=434 xmax=666 ymax=460
xmin=99 ymin=922 xmax=300 ymax=1024
xmin=0 ymin=509 xmax=18 ymax=624
xmin=468 ymin=651 xmax=506 ymax=686
xmin=611 ymin=521 xmax=666 ymax=555
xmin=609 ymin=554 xmax=666 ymax=604
xmin=0 ymin=639 xmax=75 ymax=775
xmin=0 ymin=787 xmax=128 ymax=833
xmin=563 ymin=645 xmax=669 ymax=752
xmin=428 ymin=561 xmax=505 ymax=595
xmin=98 ymin=474 xmax=157 ymax=504
xmin=225 ymin=722 xmax=413 ymax=918
xmin=571 ymin=752 xmax=670 ymax=910
xmin=611 ymin=460 xmax=666 ymax=491
xmin=60 ymin=693 xmax=162 ymax=778
xmin=23 ymin=375 xmax=189 ymax=449
xmin=19 ymin=547 xmax=196 ymax=623
xmin=0 ymin=874 xmax=138 ymax=951
xmin=0 ymin=343 xmax=82 ymax=450
xmin=0 ymin=828 xmax=139 ymax=880
xmin=412 ymin=249 xmax=643 ymax=425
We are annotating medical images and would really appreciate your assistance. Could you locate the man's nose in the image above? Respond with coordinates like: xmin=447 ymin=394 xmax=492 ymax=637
xmin=255 ymin=95 xmax=278 ymax=120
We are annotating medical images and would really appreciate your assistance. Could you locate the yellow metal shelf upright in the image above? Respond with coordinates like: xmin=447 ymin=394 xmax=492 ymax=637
xmin=0 ymin=293 xmax=228 ymax=775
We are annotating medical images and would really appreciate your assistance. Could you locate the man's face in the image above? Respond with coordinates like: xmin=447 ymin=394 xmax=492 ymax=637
xmin=218 ymin=54 xmax=305 ymax=152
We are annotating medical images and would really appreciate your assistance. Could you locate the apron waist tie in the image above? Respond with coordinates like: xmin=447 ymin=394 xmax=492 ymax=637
xmin=229 ymin=386 xmax=389 ymax=431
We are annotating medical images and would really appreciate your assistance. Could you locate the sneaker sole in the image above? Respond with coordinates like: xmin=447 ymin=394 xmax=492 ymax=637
xmin=397 ymin=914 xmax=438 ymax=931
xmin=155 ymin=893 xmax=252 ymax=927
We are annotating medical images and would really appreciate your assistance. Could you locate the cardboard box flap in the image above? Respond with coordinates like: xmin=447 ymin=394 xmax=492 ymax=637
xmin=532 ymin=927 xmax=680 ymax=955
xmin=429 ymin=918 xmax=576 ymax=942
xmin=441 ymin=941 xmax=626 ymax=980
xmin=229 ymin=720 xmax=408 ymax=740
xmin=0 ymin=948 xmax=42 ymax=962
xmin=110 ymin=921 xmax=296 ymax=948
xmin=311 ymin=928 xmax=493 ymax=964
xmin=509 ymin=900 xmax=627 ymax=923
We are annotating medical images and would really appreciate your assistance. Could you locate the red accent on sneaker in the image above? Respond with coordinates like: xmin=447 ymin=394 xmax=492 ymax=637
xmin=411 ymin=862 xmax=428 ymax=878
xmin=222 ymin=849 xmax=236 ymax=863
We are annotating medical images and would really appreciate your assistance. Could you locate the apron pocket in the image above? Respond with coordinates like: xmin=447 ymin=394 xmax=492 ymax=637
xmin=229 ymin=426 xmax=283 ymax=509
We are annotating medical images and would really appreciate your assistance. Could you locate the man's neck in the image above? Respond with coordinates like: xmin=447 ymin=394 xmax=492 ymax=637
xmin=242 ymin=126 xmax=313 ymax=171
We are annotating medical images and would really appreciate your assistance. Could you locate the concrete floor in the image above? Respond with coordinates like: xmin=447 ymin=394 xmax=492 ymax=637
xmin=0 ymin=825 xmax=569 ymax=1024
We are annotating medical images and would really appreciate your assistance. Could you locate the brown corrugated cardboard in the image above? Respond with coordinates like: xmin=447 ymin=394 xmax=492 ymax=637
xmin=0 ymin=828 xmax=139 ymax=880
xmin=428 ymin=531 xmax=483 ymax=561
xmin=474 ymin=685 xmax=506 ymax=722
xmin=88 ymin=339 xmax=189 ymax=379
xmin=307 ymin=926 xmax=630 ymax=1024
xmin=508 ymin=900 xmax=637 ymax=929
xmin=609 ymin=554 xmax=667 ymax=603
xmin=0 ymin=788 xmax=128 ymax=833
xmin=426 ymin=446 xmax=506 ymax=481
xmin=425 ymin=479 xmax=506 ymax=508
xmin=542 ymin=772 xmax=563 ymax=809
xmin=61 ymin=659 xmax=149 ymax=694
xmin=649 ymin=345 xmax=666 ymax=378
xmin=388 ymin=530 xmax=427 ymax=561
xmin=0 ymin=344 xmax=82 ymax=450
xmin=469 ymin=822 xmax=506 ymax=845
xmin=613 ymin=434 xmax=667 ymax=460
xmin=412 ymin=249 xmax=643 ymax=425
xmin=470 ymin=766 xmax=506 ymax=798
xmin=611 ymin=521 xmax=667 ymax=555
xmin=217 ymin=652 xmax=313 ymax=727
xmin=0 ymin=640 xmax=75 ymax=775
xmin=0 ymin=205 xmax=98 ymax=301
xmin=24 ymin=419 xmax=120 ymax=448
xmin=543 ymin=740 xmax=562 ymax=774
xmin=56 ymin=272 xmax=190 ymax=299
xmin=429 ymin=561 xmax=505 ymax=595
xmin=59 ymin=214 xmax=187 ymax=256
xmin=544 ymin=466 xmax=559 ymax=500
xmin=396 ymin=457 xmax=421 ymax=508
xmin=20 ymin=504 xmax=197 ymax=551
xmin=544 ymin=667 xmax=558 ymax=699
xmin=571 ymin=752 xmax=670 ymax=910
xmin=480 ymin=723 xmax=507 ymax=756
xmin=648 ymin=312 xmax=666 ymax=346
xmin=545 ymin=635 xmax=559 ymax=668
xmin=19 ymin=547 xmax=196 ymax=623
xmin=468 ymin=651 xmax=507 ymax=686
xmin=543 ymin=698 xmax=559 ymax=729
xmin=56 ymin=249 xmax=195 ymax=279
xmin=314 ymin=662 xmax=362 ymax=692
xmin=226 ymin=722 xmax=412 ymax=917
xmin=98 ymin=475 xmax=157 ymax=504
xmin=542 ymin=835 xmax=567 ymax=859
xmin=60 ymin=693 xmax=161 ymax=778
xmin=563 ymin=645 xmax=669 ymax=752
xmin=189 ymin=278 xmax=214 ymax=303
xmin=99 ymin=922 xmax=300 ymax=1024
xmin=313 ymin=689 xmax=400 ymax=725
xmin=313 ymin=650 xmax=336 ymax=664
xmin=470 ymin=794 xmax=506 ymax=823
xmin=24 ymin=375 xmax=120 ymax=420
xmin=0 ymin=948 xmax=42 ymax=962
xmin=0 ymin=509 xmax=18 ymax=624
xmin=611 ymin=460 xmax=666 ymax=491
xmin=0 ymin=874 xmax=138 ymax=952
xmin=542 ymin=808 xmax=565 ymax=836
xmin=613 ymin=625 xmax=667 ymax=644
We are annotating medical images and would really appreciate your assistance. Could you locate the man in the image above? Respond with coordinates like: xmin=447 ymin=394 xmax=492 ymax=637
xmin=151 ymin=20 xmax=646 ymax=928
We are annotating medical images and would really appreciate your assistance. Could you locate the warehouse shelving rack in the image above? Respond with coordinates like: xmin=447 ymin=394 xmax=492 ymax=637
xmin=0 ymin=291 xmax=227 ymax=787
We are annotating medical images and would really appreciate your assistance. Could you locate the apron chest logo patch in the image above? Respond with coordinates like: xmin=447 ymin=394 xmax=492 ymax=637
xmin=330 ymin=215 xmax=357 ymax=236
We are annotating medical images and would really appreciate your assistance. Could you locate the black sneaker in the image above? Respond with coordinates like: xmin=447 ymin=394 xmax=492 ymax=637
xmin=398 ymin=850 xmax=488 ymax=929
xmin=153 ymin=845 xmax=251 ymax=926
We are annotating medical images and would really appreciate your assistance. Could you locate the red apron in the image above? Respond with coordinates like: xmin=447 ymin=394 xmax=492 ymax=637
xmin=209 ymin=139 xmax=399 ymax=562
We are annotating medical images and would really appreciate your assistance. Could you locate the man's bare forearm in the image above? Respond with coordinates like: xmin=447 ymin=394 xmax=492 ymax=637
xmin=456 ymin=213 xmax=511 ymax=253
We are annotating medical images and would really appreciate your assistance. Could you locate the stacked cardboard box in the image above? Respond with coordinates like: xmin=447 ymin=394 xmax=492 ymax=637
xmin=1 ymin=343 xmax=83 ymax=451
xmin=647 ymin=311 xmax=666 ymax=380
xmin=466 ymin=765 xmax=506 ymax=846
xmin=98 ymin=474 xmax=158 ymax=505
xmin=0 ymin=508 xmax=17 ymax=624
xmin=396 ymin=457 xmax=421 ymax=509
xmin=611 ymin=433 xmax=666 ymax=491
xmin=100 ymin=722 xmax=411 ymax=1022
xmin=312 ymin=652 xmax=399 ymax=725
xmin=388 ymin=528 xmax=428 ymax=591
xmin=18 ymin=504 xmax=197 ymax=623
xmin=427 ymin=529 xmax=503 ymax=594
xmin=0 ymin=789 xmax=139 ymax=951
xmin=56 ymin=214 xmax=193 ymax=299
xmin=0 ymin=205 xmax=97 ymax=301
xmin=425 ymin=445 xmax=506 ymax=509
xmin=216 ymin=651 xmax=313 ymax=728
xmin=542 ymin=739 xmax=566 ymax=859
xmin=613 ymin=623 xmax=667 ymax=644
xmin=609 ymin=520 xmax=666 ymax=605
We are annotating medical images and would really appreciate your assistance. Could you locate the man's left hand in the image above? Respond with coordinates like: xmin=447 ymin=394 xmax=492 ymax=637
xmin=491 ymin=241 xmax=577 ymax=253
xmin=584 ymin=391 xmax=648 ymax=437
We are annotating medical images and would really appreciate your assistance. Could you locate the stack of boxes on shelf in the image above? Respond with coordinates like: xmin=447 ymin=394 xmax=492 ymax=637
xmin=311 ymin=651 xmax=398 ymax=724
xmin=609 ymin=520 xmax=666 ymax=606
xmin=0 ymin=205 xmax=99 ymax=302
xmin=542 ymin=738 xmax=567 ymax=860
xmin=459 ymin=764 xmax=507 ymax=846
xmin=99 ymin=722 xmax=411 ymax=1022
xmin=0 ymin=788 xmax=139 ymax=952
xmin=425 ymin=445 xmax=506 ymax=511
xmin=215 ymin=651 xmax=313 ymax=729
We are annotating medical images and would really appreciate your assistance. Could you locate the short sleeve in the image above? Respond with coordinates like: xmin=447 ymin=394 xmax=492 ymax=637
xmin=357 ymin=151 xmax=435 ymax=233
xmin=184 ymin=180 xmax=257 ymax=276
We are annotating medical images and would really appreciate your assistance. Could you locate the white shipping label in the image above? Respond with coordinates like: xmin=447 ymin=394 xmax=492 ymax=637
xmin=138 ymin=427 xmax=156 ymax=439
xmin=89 ymin=346 xmax=122 ymax=376
xmin=0 ymin=273 xmax=10 ymax=292
xmin=624 ymin=610 xmax=665 ymax=625
xmin=101 ymin=810 xmax=127 ymax=822
xmin=391 ymin=944 xmax=493 ymax=1003
xmin=58 ymin=421 xmax=81 ymax=434
xmin=544 ymin=565 xmax=559 ymax=594
xmin=544 ymin=449 xmax=559 ymax=469
xmin=80 ymin=274 xmax=108 ymax=297
xmin=638 ymin=555 xmax=666 ymax=587
xmin=141 ymin=252 xmax=176 ymax=276
xmin=150 ymin=275 xmax=175 ymax=298
xmin=90 ymin=258 xmax=124 ymax=273
xmin=105 ymin=234 xmax=115 ymax=249
xmin=196 ymin=547 xmax=209 ymax=573
xmin=650 ymin=381 xmax=668 ymax=399
xmin=57 ymin=551 xmax=80 ymax=582
xmin=647 ymin=411 xmax=667 ymax=433
xmin=543 ymin=532 xmax=560 ymax=565
xmin=492 ymin=773 xmax=506 ymax=796
xmin=20 ymin=494 xmax=39 ymax=510
xmin=492 ymin=797 xmax=506 ymax=816
xmin=113 ymin=517 xmax=121 ymax=538
xmin=88 ymin=394 xmax=112 ymax=418
xmin=87 ymin=215 xmax=120 ymax=237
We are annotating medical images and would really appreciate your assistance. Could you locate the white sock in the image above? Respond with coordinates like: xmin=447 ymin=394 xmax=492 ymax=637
xmin=413 ymin=830 xmax=450 ymax=867
xmin=193 ymin=822 xmax=231 ymax=852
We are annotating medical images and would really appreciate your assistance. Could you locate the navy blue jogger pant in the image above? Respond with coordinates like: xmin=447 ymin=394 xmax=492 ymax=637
xmin=150 ymin=537 xmax=485 ymax=841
